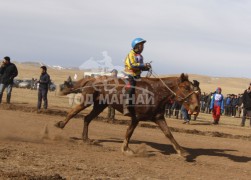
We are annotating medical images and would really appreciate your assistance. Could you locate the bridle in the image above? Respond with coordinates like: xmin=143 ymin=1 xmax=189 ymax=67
xmin=150 ymin=69 xmax=199 ymax=102
xmin=175 ymin=80 xmax=200 ymax=102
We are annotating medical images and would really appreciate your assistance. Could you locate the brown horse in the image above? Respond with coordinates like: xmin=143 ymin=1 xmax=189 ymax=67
xmin=55 ymin=73 xmax=200 ymax=157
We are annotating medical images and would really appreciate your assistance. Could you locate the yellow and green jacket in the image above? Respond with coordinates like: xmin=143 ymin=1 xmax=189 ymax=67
xmin=124 ymin=50 xmax=145 ymax=77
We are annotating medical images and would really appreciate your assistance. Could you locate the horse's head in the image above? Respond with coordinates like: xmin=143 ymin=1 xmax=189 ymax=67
xmin=58 ymin=79 xmax=75 ymax=95
xmin=175 ymin=73 xmax=201 ymax=114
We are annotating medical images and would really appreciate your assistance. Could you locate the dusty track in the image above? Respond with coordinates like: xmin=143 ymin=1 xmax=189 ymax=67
xmin=0 ymin=104 xmax=251 ymax=179
xmin=1 ymin=104 xmax=251 ymax=141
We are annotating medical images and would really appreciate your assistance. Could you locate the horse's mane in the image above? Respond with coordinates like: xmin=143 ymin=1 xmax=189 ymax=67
xmin=142 ymin=73 xmax=189 ymax=83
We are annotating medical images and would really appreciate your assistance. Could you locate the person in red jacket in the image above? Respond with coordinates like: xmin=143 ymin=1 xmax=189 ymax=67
xmin=210 ymin=87 xmax=224 ymax=125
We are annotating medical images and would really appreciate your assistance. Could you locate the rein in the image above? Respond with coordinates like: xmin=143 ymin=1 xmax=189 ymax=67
xmin=150 ymin=70 xmax=177 ymax=96
xmin=150 ymin=69 xmax=198 ymax=102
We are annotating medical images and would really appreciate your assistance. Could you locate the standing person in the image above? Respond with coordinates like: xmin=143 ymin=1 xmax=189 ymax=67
xmin=107 ymin=69 xmax=118 ymax=122
xmin=200 ymin=92 xmax=206 ymax=113
xmin=229 ymin=94 xmax=235 ymax=116
xmin=225 ymin=94 xmax=232 ymax=116
xmin=205 ymin=92 xmax=213 ymax=114
xmin=165 ymin=98 xmax=173 ymax=118
xmin=123 ymin=38 xmax=151 ymax=115
xmin=37 ymin=66 xmax=50 ymax=111
xmin=240 ymin=83 xmax=251 ymax=127
xmin=236 ymin=94 xmax=243 ymax=118
xmin=0 ymin=56 xmax=18 ymax=104
xmin=210 ymin=87 xmax=224 ymax=125
xmin=171 ymin=101 xmax=181 ymax=119
xmin=231 ymin=95 xmax=238 ymax=117
xmin=181 ymin=105 xmax=191 ymax=124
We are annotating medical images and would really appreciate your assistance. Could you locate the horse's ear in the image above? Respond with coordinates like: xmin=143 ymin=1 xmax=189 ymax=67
xmin=180 ymin=73 xmax=189 ymax=82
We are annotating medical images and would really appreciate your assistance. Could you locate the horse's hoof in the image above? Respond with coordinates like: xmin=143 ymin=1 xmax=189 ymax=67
xmin=54 ymin=121 xmax=65 ymax=129
xmin=124 ymin=150 xmax=135 ymax=156
xmin=121 ymin=147 xmax=135 ymax=156
xmin=178 ymin=149 xmax=189 ymax=158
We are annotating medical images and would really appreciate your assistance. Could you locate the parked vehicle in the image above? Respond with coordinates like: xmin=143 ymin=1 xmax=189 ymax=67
xmin=13 ymin=78 xmax=56 ymax=91
xmin=18 ymin=80 xmax=32 ymax=89
xmin=13 ymin=79 xmax=23 ymax=88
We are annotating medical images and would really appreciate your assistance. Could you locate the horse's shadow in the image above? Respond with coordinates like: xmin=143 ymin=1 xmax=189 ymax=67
xmin=93 ymin=138 xmax=251 ymax=163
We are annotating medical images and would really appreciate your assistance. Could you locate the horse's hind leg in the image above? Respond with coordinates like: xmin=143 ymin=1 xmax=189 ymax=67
xmin=82 ymin=102 xmax=108 ymax=143
xmin=55 ymin=103 xmax=90 ymax=129
xmin=154 ymin=119 xmax=188 ymax=157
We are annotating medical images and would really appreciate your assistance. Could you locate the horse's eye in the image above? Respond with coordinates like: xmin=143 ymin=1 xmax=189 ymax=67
xmin=185 ymin=86 xmax=190 ymax=91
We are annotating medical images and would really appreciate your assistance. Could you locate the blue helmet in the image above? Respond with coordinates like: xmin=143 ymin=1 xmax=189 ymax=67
xmin=131 ymin=38 xmax=146 ymax=49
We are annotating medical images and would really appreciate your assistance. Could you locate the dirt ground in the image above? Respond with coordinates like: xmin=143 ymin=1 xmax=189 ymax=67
xmin=0 ymin=88 xmax=251 ymax=179
xmin=0 ymin=104 xmax=250 ymax=180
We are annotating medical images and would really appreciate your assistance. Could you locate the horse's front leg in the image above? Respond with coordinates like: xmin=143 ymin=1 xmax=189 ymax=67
xmin=154 ymin=119 xmax=189 ymax=158
xmin=121 ymin=116 xmax=139 ymax=155
xmin=55 ymin=103 xmax=90 ymax=129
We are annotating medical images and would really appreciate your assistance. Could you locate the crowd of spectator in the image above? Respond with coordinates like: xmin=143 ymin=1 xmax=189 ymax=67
xmin=165 ymin=87 xmax=250 ymax=127
xmin=164 ymin=99 xmax=197 ymax=123
xmin=200 ymin=92 xmax=243 ymax=118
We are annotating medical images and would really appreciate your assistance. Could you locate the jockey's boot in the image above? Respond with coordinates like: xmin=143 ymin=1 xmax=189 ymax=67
xmin=123 ymin=98 xmax=130 ymax=116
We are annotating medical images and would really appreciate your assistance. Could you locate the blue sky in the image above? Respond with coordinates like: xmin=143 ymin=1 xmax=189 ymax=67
xmin=1 ymin=0 xmax=251 ymax=78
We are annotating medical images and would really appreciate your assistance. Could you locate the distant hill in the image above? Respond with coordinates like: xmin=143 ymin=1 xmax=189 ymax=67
xmin=13 ymin=61 xmax=251 ymax=96
xmin=14 ymin=61 xmax=79 ymax=70
xmin=14 ymin=61 xmax=44 ymax=67
xmin=181 ymin=74 xmax=250 ymax=95
xmin=15 ymin=62 xmax=83 ymax=85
